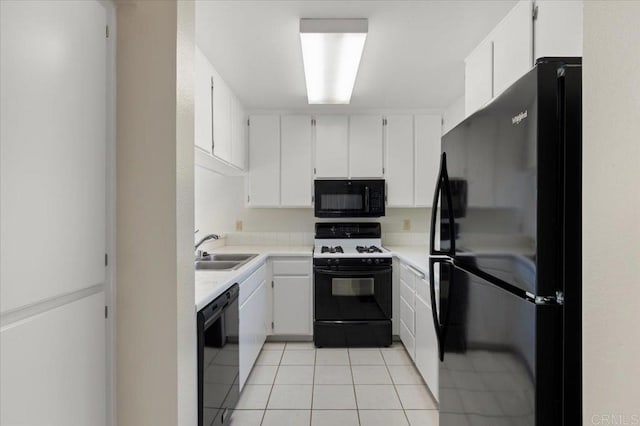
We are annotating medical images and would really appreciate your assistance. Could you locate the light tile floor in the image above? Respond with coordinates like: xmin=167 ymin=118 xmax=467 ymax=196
xmin=231 ymin=341 xmax=438 ymax=426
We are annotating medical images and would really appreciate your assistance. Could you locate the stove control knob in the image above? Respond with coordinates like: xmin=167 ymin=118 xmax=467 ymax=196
xmin=375 ymin=259 xmax=380 ymax=264
xmin=367 ymin=259 xmax=372 ymax=264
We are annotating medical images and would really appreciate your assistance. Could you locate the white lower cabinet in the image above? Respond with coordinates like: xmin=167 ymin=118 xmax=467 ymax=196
xmin=397 ymin=259 xmax=438 ymax=400
xmin=239 ymin=265 xmax=267 ymax=390
xmin=415 ymin=292 xmax=439 ymax=402
xmin=271 ymin=258 xmax=312 ymax=336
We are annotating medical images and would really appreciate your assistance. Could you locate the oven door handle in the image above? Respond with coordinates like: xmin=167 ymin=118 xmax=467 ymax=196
xmin=315 ymin=267 xmax=392 ymax=276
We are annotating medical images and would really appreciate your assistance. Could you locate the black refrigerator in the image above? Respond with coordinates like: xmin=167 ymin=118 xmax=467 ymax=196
xmin=429 ymin=58 xmax=582 ymax=426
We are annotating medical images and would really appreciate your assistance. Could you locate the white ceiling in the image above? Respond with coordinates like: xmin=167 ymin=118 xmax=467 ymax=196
xmin=195 ymin=1 xmax=517 ymax=111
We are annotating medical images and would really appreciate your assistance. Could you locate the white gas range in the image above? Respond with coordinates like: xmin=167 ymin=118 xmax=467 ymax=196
xmin=312 ymin=222 xmax=393 ymax=348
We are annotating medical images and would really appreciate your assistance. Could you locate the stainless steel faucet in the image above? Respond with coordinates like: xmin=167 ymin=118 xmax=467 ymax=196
xmin=195 ymin=233 xmax=219 ymax=259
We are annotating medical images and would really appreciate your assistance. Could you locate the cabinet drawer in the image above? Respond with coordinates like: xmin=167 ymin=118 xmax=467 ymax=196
xmin=272 ymin=259 xmax=311 ymax=276
xmin=400 ymin=278 xmax=415 ymax=308
xmin=400 ymin=319 xmax=415 ymax=361
xmin=400 ymin=296 xmax=415 ymax=335
xmin=415 ymin=276 xmax=431 ymax=307
xmin=240 ymin=264 xmax=266 ymax=305
xmin=399 ymin=263 xmax=414 ymax=287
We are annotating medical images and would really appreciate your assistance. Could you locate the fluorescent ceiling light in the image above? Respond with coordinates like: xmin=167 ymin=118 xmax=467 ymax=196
xmin=300 ymin=18 xmax=368 ymax=104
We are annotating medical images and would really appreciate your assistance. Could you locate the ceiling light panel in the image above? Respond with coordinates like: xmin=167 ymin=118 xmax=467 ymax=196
xmin=300 ymin=18 xmax=368 ymax=104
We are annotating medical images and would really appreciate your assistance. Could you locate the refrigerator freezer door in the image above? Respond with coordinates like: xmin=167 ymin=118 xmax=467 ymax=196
xmin=437 ymin=265 xmax=563 ymax=426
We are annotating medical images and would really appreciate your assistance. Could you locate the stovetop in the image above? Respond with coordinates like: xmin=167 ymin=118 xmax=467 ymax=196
xmin=313 ymin=241 xmax=392 ymax=259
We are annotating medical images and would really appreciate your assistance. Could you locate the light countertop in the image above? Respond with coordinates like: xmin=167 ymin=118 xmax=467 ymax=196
xmin=195 ymin=245 xmax=312 ymax=310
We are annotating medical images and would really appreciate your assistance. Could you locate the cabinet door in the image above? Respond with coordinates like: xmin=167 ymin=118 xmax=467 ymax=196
xmin=415 ymin=295 xmax=439 ymax=401
xmin=464 ymin=39 xmax=494 ymax=117
xmin=492 ymin=0 xmax=533 ymax=97
xmin=212 ymin=68 xmax=232 ymax=163
xmin=349 ymin=115 xmax=384 ymax=178
xmin=195 ymin=47 xmax=213 ymax=154
xmin=230 ymin=95 xmax=247 ymax=170
xmin=239 ymin=280 xmax=267 ymax=391
xmin=273 ymin=276 xmax=311 ymax=335
xmin=385 ymin=115 xmax=414 ymax=206
xmin=281 ymin=115 xmax=313 ymax=207
xmin=248 ymin=115 xmax=280 ymax=206
xmin=533 ymin=0 xmax=583 ymax=59
xmin=314 ymin=115 xmax=348 ymax=178
xmin=414 ymin=115 xmax=442 ymax=206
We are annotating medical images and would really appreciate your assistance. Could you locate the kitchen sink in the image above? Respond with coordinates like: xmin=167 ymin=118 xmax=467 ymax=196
xmin=194 ymin=254 xmax=258 ymax=271
xmin=204 ymin=253 xmax=258 ymax=262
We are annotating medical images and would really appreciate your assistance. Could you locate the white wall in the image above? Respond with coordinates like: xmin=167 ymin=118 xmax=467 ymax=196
xmin=583 ymin=1 xmax=640 ymax=423
xmin=116 ymin=1 xmax=196 ymax=425
xmin=195 ymin=165 xmax=430 ymax=236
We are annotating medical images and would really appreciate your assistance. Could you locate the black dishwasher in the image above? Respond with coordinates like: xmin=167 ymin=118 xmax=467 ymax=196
xmin=197 ymin=284 xmax=239 ymax=426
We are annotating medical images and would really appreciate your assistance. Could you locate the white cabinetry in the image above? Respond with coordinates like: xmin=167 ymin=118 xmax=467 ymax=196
xmin=492 ymin=0 xmax=533 ymax=97
xmin=385 ymin=115 xmax=415 ymax=207
xmin=314 ymin=115 xmax=349 ymax=178
xmin=281 ymin=116 xmax=313 ymax=207
xmin=415 ymin=291 xmax=439 ymax=402
xmin=247 ymin=115 xmax=280 ymax=206
xmin=414 ymin=115 xmax=442 ymax=206
xmin=195 ymin=45 xmax=247 ymax=171
xmin=349 ymin=115 xmax=384 ymax=178
xmin=239 ymin=265 xmax=268 ymax=390
xmin=464 ymin=39 xmax=494 ymax=117
xmin=271 ymin=258 xmax=312 ymax=336
xmin=534 ymin=1 xmax=583 ymax=59
xmin=399 ymin=263 xmax=417 ymax=360
xmin=231 ymin=96 xmax=247 ymax=170
xmin=195 ymin=47 xmax=214 ymax=154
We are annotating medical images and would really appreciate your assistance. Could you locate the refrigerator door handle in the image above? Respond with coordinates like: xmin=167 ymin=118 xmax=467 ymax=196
xmin=429 ymin=258 xmax=451 ymax=362
xmin=430 ymin=153 xmax=456 ymax=256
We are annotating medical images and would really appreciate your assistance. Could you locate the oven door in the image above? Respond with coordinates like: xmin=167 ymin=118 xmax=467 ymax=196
xmin=314 ymin=266 xmax=392 ymax=320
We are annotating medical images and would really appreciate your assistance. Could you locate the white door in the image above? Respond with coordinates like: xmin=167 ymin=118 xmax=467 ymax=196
xmin=465 ymin=39 xmax=494 ymax=116
xmin=414 ymin=115 xmax=442 ymax=206
xmin=247 ymin=115 xmax=280 ymax=206
xmin=314 ymin=115 xmax=348 ymax=178
xmin=1 ymin=1 xmax=109 ymax=424
xmin=281 ymin=115 xmax=313 ymax=207
xmin=349 ymin=115 xmax=384 ymax=178
xmin=492 ymin=0 xmax=533 ymax=97
xmin=385 ymin=115 xmax=414 ymax=207
xmin=195 ymin=46 xmax=213 ymax=154
xmin=273 ymin=276 xmax=311 ymax=335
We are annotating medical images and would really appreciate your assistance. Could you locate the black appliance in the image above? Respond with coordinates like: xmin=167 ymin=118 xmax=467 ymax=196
xmin=197 ymin=284 xmax=239 ymax=426
xmin=314 ymin=179 xmax=385 ymax=218
xmin=430 ymin=58 xmax=582 ymax=426
xmin=313 ymin=222 xmax=392 ymax=347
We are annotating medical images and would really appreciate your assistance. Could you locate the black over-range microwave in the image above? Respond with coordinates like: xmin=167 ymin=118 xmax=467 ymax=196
xmin=314 ymin=179 xmax=385 ymax=218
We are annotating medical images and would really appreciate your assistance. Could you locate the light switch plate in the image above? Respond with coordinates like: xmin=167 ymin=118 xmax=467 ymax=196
xmin=235 ymin=220 xmax=243 ymax=231
xmin=403 ymin=219 xmax=411 ymax=231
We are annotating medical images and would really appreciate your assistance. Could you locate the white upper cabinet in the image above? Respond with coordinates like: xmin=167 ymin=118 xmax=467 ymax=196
xmin=414 ymin=115 xmax=442 ymax=206
xmin=349 ymin=115 xmax=384 ymax=178
xmin=385 ymin=115 xmax=415 ymax=207
xmin=314 ymin=115 xmax=348 ymax=178
xmin=492 ymin=0 xmax=533 ymax=97
xmin=248 ymin=115 xmax=280 ymax=206
xmin=212 ymin=67 xmax=232 ymax=163
xmin=195 ymin=45 xmax=247 ymax=172
xmin=281 ymin=115 xmax=313 ymax=207
xmin=534 ymin=0 xmax=583 ymax=59
xmin=195 ymin=47 xmax=213 ymax=154
xmin=465 ymin=39 xmax=494 ymax=117
xmin=231 ymin=95 xmax=247 ymax=170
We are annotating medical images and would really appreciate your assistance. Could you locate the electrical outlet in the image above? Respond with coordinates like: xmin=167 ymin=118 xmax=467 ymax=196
xmin=235 ymin=220 xmax=243 ymax=231
xmin=403 ymin=219 xmax=411 ymax=231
